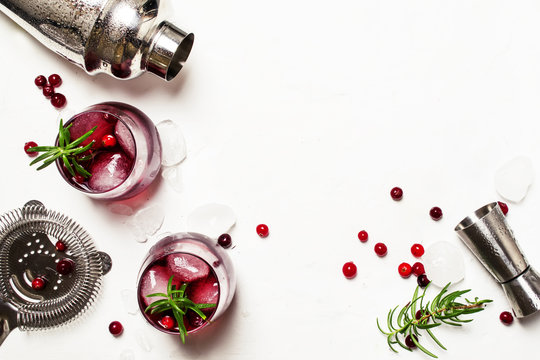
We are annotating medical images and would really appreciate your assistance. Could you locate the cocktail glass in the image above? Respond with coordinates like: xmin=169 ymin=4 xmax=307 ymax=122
xmin=55 ymin=102 xmax=162 ymax=200
xmin=137 ymin=232 xmax=236 ymax=337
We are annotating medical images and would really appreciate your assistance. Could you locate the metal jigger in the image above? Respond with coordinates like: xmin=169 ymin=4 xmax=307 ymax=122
xmin=455 ymin=202 xmax=540 ymax=318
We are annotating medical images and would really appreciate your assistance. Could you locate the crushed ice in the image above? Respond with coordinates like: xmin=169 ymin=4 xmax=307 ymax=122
xmin=186 ymin=203 xmax=236 ymax=239
xmin=424 ymin=241 xmax=465 ymax=287
xmin=156 ymin=120 xmax=187 ymax=167
xmin=494 ymin=156 xmax=534 ymax=203
xmin=128 ymin=204 xmax=165 ymax=243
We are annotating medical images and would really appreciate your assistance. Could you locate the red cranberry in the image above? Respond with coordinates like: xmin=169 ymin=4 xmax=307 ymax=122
xmin=429 ymin=206 xmax=443 ymax=221
xmin=51 ymin=93 xmax=67 ymax=108
xmin=102 ymin=134 xmax=117 ymax=148
xmin=405 ymin=334 xmax=418 ymax=348
xmin=217 ymin=233 xmax=232 ymax=248
xmin=357 ymin=230 xmax=368 ymax=242
xmin=24 ymin=141 xmax=38 ymax=157
xmin=55 ymin=241 xmax=67 ymax=252
xmin=31 ymin=277 xmax=46 ymax=290
xmin=56 ymin=258 xmax=74 ymax=275
xmin=412 ymin=262 xmax=425 ymax=276
xmin=187 ymin=313 xmax=204 ymax=328
xmin=160 ymin=315 xmax=175 ymax=330
xmin=411 ymin=244 xmax=424 ymax=258
xmin=48 ymin=74 xmax=62 ymax=87
xmin=398 ymin=262 xmax=412 ymax=278
xmin=374 ymin=243 xmax=387 ymax=257
xmin=109 ymin=321 xmax=123 ymax=336
xmin=390 ymin=187 xmax=403 ymax=201
xmin=498 ymin=201 xmax=508 ymax=216
xmin=417 ymin=274 xmax=430 ymax=287
xmin=73 ymin=174 xmax=85 ymax=184
xmin=500 ymin=311 xmax=513 ymax=325
xmin=256 ymin=224 xmax=269 ymax=238
xmin=415 ymin=310 xmax=423 ymax=320
xmin=34 ymin=75 xmax=47 ymax=88
xmin=42 ymin=85 xmax=55 ymax=98
xmin=342 ymin=261 xmax=357 ymax=279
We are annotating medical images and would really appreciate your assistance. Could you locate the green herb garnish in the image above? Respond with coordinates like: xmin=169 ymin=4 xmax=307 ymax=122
xmin=377 ymin=283 xmax=492 ymax=358
xmin=27 ymin=119 xmax=96 ymax=178
xmin=145 ymin=275 xmax=216 ymax=343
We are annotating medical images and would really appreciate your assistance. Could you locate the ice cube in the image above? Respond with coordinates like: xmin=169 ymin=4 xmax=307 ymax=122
xmin=135 ymin=328 xmax=152 ymax=352
xmin=88 ymin=151 xmax=131 ymax=192
xmin=129 ymin=204 xmax=165 ymax=243
xmin=167 ymin=254 xmax=209 ymax=282
xmin=188 ymin=276 xmax=219 ymax=305
xmin=107 ymin=203 xmax=134 ymax=216
xmin=68 ymin=111 xmax=114 ymax=149
xmin=186 ymin=203 xmax=236 ymax=239
xmin=120 ymin=288 xmax=138 ymax=315
xmin=115 ymin=120 xmax=136 ymax=159
xmin=424 ymin=241 xmax=465 ymax=287
xmin=494 ymin=156 xmax=534 ymax=202
xmin=139 ymin=265 xmax=179 ymax=307
xmin=161 ymin=166 xmax=183 ymax=193
xmin=156 ymin=120 xmax=187 ymax=167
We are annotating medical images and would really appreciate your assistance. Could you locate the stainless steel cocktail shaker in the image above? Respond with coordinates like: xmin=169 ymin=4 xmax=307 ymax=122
xmin=455 ymin=202 xmax=540 ymax=318
xmin=0 ymin=0 xmax=193 ymax=80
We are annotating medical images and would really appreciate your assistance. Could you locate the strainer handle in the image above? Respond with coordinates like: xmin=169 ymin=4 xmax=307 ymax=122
xmin=0 ymin=299 xmax=17 ymax=346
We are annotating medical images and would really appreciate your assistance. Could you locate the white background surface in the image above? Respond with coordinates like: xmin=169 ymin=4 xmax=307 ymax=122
xmin=1 ymin=0 xmax=540 ymax=359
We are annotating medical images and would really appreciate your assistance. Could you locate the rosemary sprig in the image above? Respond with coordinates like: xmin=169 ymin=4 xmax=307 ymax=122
xmin=377 ymin=283 xmax=492 ymax=358
xmin=145 ymin=275 xmax=217 ymax=343
xmin=27 ymin=119 xmax=96 ymax=178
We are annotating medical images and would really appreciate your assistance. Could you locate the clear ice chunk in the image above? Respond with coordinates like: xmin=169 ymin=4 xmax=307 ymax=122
xmin=88 ymin=151 xmax=131 ymax=192
xmin=135 ymin=328 xmax=153 ymax=352
xmin=156 ymin=120 xmax=187 ymax=167
xmin=128 ymin=204 xmax=165 ymax=243
xmin=186 ymin=203 xmax=236 ymax=239
xmin=161 ymin=166 xmax=183 ymax=193
xmin=139 ymin=265 xmax=180 ymax=307
xmin=119 ymin=349 xmax=135 ymax=360
xmin=189 ymin=276 xmax=219 ymax=304
xmin=167 ymin=253 xmax=209 ymax=282
xmin=115 ymin=120 xmax=136 ymax=159
xmin=107 ymin=203 xmax=134 ymax=216
xmin=424 ymin=241 xmax=465 ymax=287
xmin=121 ymin=288 xmax=138 ymax=315
xmin=494 ymin=156 xmax=534 ymax=203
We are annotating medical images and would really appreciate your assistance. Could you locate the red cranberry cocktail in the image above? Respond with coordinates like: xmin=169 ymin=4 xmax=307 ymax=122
xmin=55 ymin=102 xmax=161 ymax=200
xmin=137 ymin=233 xmax=236 ymax=339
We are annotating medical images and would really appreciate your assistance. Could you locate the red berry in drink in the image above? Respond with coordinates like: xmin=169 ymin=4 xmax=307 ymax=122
xmin=160 ymin=315 xmax=175 ymax=330
xmin=34 ymin=75 xmax=47 ymax=87
xmin=357 ymin=230 xmax=368 ymax=242
xmin=51 ymin=93 xmax=67 ymax=108
xmin=390 ymin=187 xmax=403 ymax=201
xmin=108 ymin=321 xmax=123 ymax=336
xmin=412 ymin=262 xmax=425 ymax=276
xmin=42 ymin=85 xmax=55 ymax=98
xmin=55 ymin=241 xmax=67 ymax=252
xmin=31 ymin=277 xmax=46 ymax=290
xmin=411 ymin=243 xmax=424 ymax=258
xmin=374 ymin=242 xmax=387 ymax=257
xmin=256 ymin=224 xmax=269 ymax=238
xmin=498 ymin=201 xmax=508 ymax=215
xmin=24 ymin=141 xmax=38 ymax=157
xmin=102 ymin=134 xmax=117 ymax=148
xmin=73 ymin=174 xmax=85 ymax=184
xmin=429 ymin=206 xmax=443 ymax=221
xmin=217 ymin=233 xmax=232 ymax=248
xmin=500 ymin=311 xmax=513 ymax=325
xmin=405 ymin=334 xmax=418 ymax=348
xmin=342 ymin=261 xmax=357 ymax=279
xmin=48 ymin=74 xmax=62 ymax=87
xmin=398 ymin=262 xmax=412 ymax=278
xmin=417 ymin=274 xmax=430 ymax=287
xmin=56 ymin=258 xmax=74 ymax=275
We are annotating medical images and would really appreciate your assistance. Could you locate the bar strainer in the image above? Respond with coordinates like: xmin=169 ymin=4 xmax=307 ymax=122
xmin=0 ymin=200 xmax=112 ymax=345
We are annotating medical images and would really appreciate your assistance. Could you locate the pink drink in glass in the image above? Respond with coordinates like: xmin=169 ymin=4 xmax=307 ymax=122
xmin=137 ymin=233 xmax=236 ymax=336
xmin=55 ymin=102 xmax=161 ymax=200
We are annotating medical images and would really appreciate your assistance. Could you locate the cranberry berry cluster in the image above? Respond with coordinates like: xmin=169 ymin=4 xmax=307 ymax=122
xmin=34 ymin=74 xmax=66 ymax=108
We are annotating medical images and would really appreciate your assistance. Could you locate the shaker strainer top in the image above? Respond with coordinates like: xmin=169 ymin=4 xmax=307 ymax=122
xmin=0 ymin=200 xmax=111 ymax=345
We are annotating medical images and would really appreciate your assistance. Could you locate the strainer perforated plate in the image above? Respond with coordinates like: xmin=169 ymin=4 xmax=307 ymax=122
xmin=0 ymin=201 xmax=111 ymax=345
